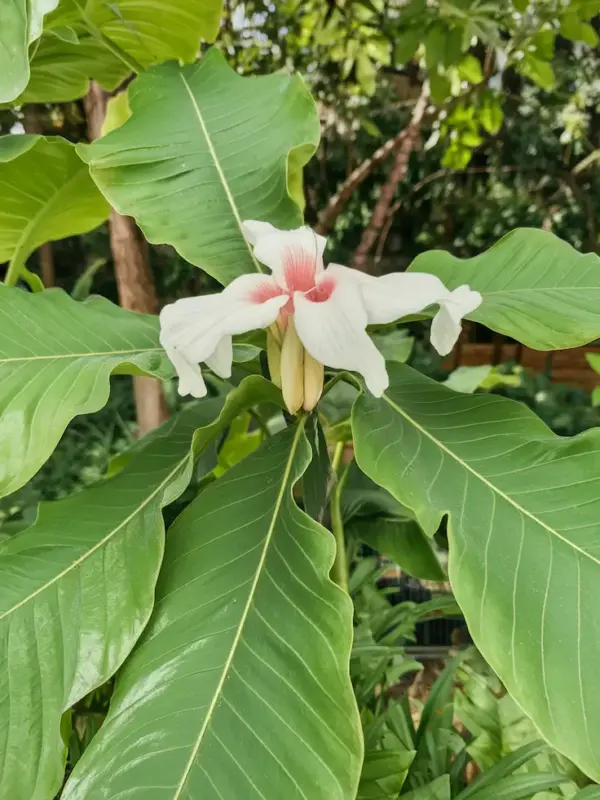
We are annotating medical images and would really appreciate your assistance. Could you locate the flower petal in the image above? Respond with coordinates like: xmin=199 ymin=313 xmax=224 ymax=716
xmin=293 ymin=274 xmax=388 ymax=397
xmin=205 ymin=335 xmax=233 ymax=379
xmin=430 ymin=285 xmax=482 ymax=356
xmin=245 ymin=222 xmax=327 ymax=292
xmin=327 ymin=265 xmax=452 ymax=324
xmin=160 ymin=274 xmax=287 ymax=395
xmin=164 ymin=345 xmax=207 ymax=398
xmin=242 ymin=220 xmax=278 ymax=245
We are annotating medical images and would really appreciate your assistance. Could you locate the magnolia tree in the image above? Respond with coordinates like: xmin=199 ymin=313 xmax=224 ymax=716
xmin=2 ymin=2 xmax=600 ymax=800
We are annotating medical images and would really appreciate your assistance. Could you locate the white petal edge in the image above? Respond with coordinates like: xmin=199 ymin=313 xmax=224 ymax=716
xmin=160 ymin=275 xmax=287 ymax=394
xmin=293 ymin=277 xmax=389 ymax=397
xmin=242 ymin=220 xmax=278 ymax=245
xmin=431 ymin=285 xmax=482 ymax=356
xmin=205 ymin=335 xmax=233 ymax=379
xmin=164 ymin=345 xmax=207 ymax=398
xmin=327 ymin=265 xmax=452 ymax=324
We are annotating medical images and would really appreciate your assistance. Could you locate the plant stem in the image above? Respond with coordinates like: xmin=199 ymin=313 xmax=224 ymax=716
xmin=330 ymin=441 xmax=350 ymax=593
xmin=4 ymin=256 xmax=24 ymax=287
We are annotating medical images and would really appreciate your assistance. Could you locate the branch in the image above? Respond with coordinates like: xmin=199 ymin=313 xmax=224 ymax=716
xmin=314 ymin=128 xmax=410 ymax=235
xmin=373 ymin=165 xmax=524 ymax=262
xmin=352 ymin=84 xmax=430 ymax=271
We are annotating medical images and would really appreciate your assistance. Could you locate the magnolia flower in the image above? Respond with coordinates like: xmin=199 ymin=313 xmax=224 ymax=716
xmin=159 ymin=222 xmax=482 ymax=413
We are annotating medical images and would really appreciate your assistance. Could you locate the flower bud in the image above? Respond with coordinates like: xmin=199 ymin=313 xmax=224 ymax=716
xmin=266 ymin=326 xmax=282 ymax=388
xmin=303 ymin=350 xmax=324 ymax=412
xmin=280 ymin=317 xmax=304 ymax=414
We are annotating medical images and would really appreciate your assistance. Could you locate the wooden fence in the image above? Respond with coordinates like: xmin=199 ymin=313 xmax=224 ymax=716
xmin=447 ymin=342 xmax=600 ymax=391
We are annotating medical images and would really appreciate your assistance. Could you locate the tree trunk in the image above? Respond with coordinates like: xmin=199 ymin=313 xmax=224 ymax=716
xmin=38 ymin=242 xmax=55 ymax=287
xmin=352 ymin=86 xmax=430 ymax=272
xmin=22 ymin=106 xmax=55 ymax=288
xmin=84 ymin=81 xmax=168 ymax=436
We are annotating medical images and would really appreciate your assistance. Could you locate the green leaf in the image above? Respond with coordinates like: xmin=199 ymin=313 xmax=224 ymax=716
xmin=352 ymin=517 xmax=445 ymax=581
xmin=101 ymin=89 xmax=131 ymax=136
xmin=519 ymin=55 xmax=555 ymax=90
xmin=478 ymin=91 xmax=503 ymax=135
xmin=0 ymin=376 xmax=280 ymax=800
xmin=443 ymin=365 xmax=492 ymax=393
xmin=0 ymin=286 xmax=172 ymax=498
xmin=19 ymin=33 xmax=124 ymax=102
xmin=394 ymin=28 xmax=422 ymax=64
xmin=560 ymin=11 xmax=599 ymax=45
xmin=586 ymin=353 xmax=600 ymax=374
xmin=457 ymin=772 xmax=570 ymax=800
xmin=574 ymin=787 xmax=600 ymax=799
xmin=409 ymin=228 xmax=600 ymax=349
xmin=425 ymin=24 xmax=463 ymax=69
xmin=358 ymin=748 xmax=414 ymax=798
xmin=0 ymin=0 xmax=59 ymax=102
xmin=357 ymin=52 xmax=377 ymax=95
xmin=353 ymin=362 xmax=600 ymax=781
xmin=0 ymin=135 xmax=108 ymax=281
xmin=458 ymin=54 xmax=483 ymax=84
xmin=62 ymin=424 xmax=362 ymax=799
xmin=47 ymin=25 xmax=79 ymax=44
xmin=79 ymin=50 xmax=319 ymax=285
xmin=430 ymin=71 xmax=452 ymax=104
xmin=402 ymin=774 xmax=451 ymax=800
xmin=84 ymin=0 xmax=223 ymax=54
xmin=302 ymin=415 xmax=331 ymax=522
xmin=531 ymin=29 xmax=555 ymax=61
xmin=17 ymin=0 xmax=224 ymax=103
xmin=512 ymin=0 xmax=528 ymax=10
xmin=457 ymin=741 xmax=550 ymax=800
xmin=0 ymin=392 xmax=224 ymax=799
xmin=371 ymin=330 xmax=414 ymax=363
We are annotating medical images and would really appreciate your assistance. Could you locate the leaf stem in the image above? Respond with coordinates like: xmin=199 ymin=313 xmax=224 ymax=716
xmin=4 ymin=256 xmax=24 ymax=287
xmin=330 ymin=441 xmax=350 ymax=593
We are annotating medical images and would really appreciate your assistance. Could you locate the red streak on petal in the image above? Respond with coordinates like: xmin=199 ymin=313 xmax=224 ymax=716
xmin=283 ymin=245 xmax=317 ymax=293
xmin=248 ymin=281 xmax=287 ymax=304
xmin=305 ymin=275 xmax=335 ymax=303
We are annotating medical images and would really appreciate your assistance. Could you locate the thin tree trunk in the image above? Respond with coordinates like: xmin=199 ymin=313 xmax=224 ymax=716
xmin=84 ymin=81 xmax=168 ymax=436
xmin=315 ymin=128 xmax=410 ymax=236
xmin=352 ymin=86 xmax=430 ymax=272
xmin=22 ymin=106 xmax=55 ymax=288
xmin=38 ymin=242 xmax=55 ymax=286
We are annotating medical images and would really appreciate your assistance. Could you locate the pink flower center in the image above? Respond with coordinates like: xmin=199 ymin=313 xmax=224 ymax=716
xmin=249 ymin=245 xmax=336 ymax=326
xmin=283 ymin=245 xmax=318 ymax=294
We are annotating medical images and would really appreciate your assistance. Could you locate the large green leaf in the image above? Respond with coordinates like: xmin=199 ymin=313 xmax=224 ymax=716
xmin=21 ymin=34 xmax=127 ymax=103
xmin=79 ymin=49 xmax=320 ymax=284
xmin=0 ymin=376 xmax=280 ymax=800
xmin=0 ymin=0 xmax=59 ymax=102
xmin=409 ymin=228 xmax=600 ymax=349
xmin=352 ymin=362 xmax=600 ymax=781
xmin=352 ymin=517 xmax=445 ymax=581
xmin=15 ymin=0 xmax=223 ymax=103
xmin=0 ymin=135 xmax=109 ymax=279
xmin=0 ymin=286 xmax=171 ymax=498
xmin=63 ymin=424 xmax=362 ymax=799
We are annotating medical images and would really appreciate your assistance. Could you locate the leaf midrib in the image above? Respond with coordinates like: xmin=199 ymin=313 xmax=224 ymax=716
xmin=178 ymin=70 xmax=263 ymax=276
xmin=382 ymin=393 xmax=600 ymax=569
xmin=172 ymin=420 xmax=306 ymax=800
xmin=0 ymin=452 xmax=189 ymax=621
xmin=0 ymin=347 xmax=162 ymax=364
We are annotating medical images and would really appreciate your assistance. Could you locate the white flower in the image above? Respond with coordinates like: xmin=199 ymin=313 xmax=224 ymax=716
xmin=159 ymin=222 xmax=482 ymax=412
